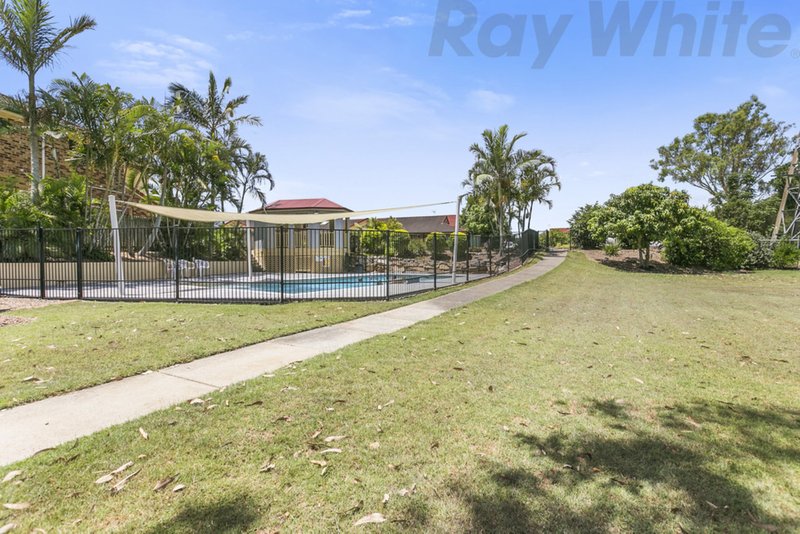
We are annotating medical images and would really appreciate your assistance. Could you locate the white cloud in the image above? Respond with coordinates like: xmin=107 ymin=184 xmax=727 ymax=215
xmin=100 ymin=31 xmax=215 ymax=89
xmin=291 ymin=89 xmax=433 ymax=126
xmin=334 ymin=9 xmax=371 ymax=20
xmin=466 ymin=90 xmax=516 ymax=113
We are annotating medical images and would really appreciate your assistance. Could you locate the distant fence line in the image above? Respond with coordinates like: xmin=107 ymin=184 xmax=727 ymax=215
xmin=0 ymin=227 xmax=543 ymax=304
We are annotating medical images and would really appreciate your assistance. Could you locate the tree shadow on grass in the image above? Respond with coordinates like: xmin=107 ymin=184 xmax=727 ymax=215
xmin=144 ymin=494 xmax=260 ymax=534
xmin=455 ymin=399 xmax=799 ymax=533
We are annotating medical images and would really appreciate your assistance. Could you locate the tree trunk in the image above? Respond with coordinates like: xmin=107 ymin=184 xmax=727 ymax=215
xmin=638 ymin=236 xmax=644 ymax=264
xmin=27 ymin=75 xmax=41 ymax=203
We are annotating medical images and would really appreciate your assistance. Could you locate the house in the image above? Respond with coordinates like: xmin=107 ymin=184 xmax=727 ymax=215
xmin=247 ymin=198 xmax=353 ymax=273
xmin=350 ymin=215 xmax=458 ymax=235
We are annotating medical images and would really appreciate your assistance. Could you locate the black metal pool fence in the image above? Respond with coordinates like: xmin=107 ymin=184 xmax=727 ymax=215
xmin=0 ymin=226 xmax=543 ymax=303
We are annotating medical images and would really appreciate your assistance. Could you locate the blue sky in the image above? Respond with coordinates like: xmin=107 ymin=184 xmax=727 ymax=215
xmin=2 ymin=0 xmax=799 ymax=228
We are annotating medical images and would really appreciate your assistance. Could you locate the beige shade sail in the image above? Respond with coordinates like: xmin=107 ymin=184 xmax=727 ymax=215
xmin=121 ymin=201 xmax=455 ymax=226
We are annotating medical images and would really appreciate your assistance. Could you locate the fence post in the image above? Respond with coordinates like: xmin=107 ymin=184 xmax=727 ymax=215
xmin=433 ymin=233 xmax=438 ymax=290
xmin=465 ymin=232 xmax=470 ymax=283
xmin=37 ymin=226 xmax=45 ymax=299
xmin=76 ymin=228 xmax=84 ymax=300
xmin=174 ymin=227 xmax=180 ymax=302
xmin=385 ymin=230 xmax=391 ymax=300
xmin=488 ymin=237 xmax=493 ymax=276
xmin=279 ymin=226 xmax=285 ymax=304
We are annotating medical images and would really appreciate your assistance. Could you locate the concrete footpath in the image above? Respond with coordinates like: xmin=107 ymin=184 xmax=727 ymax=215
xmin=0 ymin=252 xmax=566 ymax=466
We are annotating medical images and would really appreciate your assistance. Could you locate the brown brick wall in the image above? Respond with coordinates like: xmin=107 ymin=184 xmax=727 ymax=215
xmin=0 ymin=130 xmax=79 ymax=190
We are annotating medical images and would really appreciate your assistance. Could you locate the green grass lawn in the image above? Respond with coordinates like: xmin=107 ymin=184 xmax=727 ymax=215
xmin=0 ymin=283 xmax=476 ymax=409
xmin=1 ymin=253 xmax=798 ymax=533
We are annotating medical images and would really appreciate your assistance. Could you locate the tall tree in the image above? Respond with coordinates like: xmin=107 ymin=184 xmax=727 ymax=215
xmin=0 ymin=0 xmax=95 ymax=202
xmin=465 ymin=125 xmax=534 ymax=250
xmin=650 ymin=96 xmax=792 ymax=229
xmin=168 ymin=72 xmax=262 ymax=210
xmin=232 ymin=150 xmax=274 ymax=213
xmin=512 ymin=150 xmax=560 ymax=234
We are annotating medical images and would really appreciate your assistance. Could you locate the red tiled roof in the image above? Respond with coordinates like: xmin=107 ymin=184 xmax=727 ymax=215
xmin=260 ymin=198 xmax=351 ymax=212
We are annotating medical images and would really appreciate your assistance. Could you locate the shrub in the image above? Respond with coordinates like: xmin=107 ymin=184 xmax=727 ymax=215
xmin=743 ymin=233 xmax=774 ymax=269
xmin=663 ymin=210 xmax=754 ymax=270
xmin=447 ymin=232 xmax=468 ymax=261
xmin=352 ymin=218 xmax=409 ymax=256
xmin=425 ymin=232 xmax=449 ymax=259
xmin=549 ymin=230 xmax=570 ymax=248
xmin=401 ymin=237 xmax=427 ymax=258
xmin=771 ymin=240 xmax=800 ymax=269
xmin=603 ymin=242 xmax=621 ymax=256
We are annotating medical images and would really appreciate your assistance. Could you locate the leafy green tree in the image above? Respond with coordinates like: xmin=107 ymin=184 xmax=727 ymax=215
xmin=568 ymin=203 xmax=603 ymax=249
xmin=0 ymin=0 xmax=95 ymax=202
xmin=590 ymin=184 xmax=691 ymax=265
xmin=459 ymin=194 xmax=500 ymax=236
xmin=650 ymin=96 xmax=792 ymax=229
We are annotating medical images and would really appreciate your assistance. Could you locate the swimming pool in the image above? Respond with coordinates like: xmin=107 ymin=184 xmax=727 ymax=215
xmin=231 ymin=273 xmax=435 ymax=294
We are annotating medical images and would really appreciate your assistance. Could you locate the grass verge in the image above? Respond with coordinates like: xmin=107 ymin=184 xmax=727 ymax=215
xmin=1 ymin=253 xmax=798 ymax=532
xmin=0 ymin=272 xmax=495 ymax=409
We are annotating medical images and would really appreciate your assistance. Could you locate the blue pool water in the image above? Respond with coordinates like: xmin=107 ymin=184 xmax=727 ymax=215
xmin=232 ymin=274 xmax=433 ymax=294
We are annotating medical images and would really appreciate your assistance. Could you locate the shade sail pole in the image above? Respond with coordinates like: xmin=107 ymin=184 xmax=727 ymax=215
xmin=246 ymin=220 xmax=253 ymax=279
xmin=452 ymin=194 xmax=466 ymax=284
xmin=108 ymin=195 xmax=126 ymax=296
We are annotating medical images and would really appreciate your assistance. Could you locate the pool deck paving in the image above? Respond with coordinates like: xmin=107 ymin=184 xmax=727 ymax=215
xmin=0 ymin=252 xmax=566 ymax=466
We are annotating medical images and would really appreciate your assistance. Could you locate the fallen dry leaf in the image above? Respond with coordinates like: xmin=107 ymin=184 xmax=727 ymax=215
xmin=189 ymin=398 xmax=205 ymax=405
xmin=310 ymin=430 xmax=322 ymax=440
xmin=633 ymin=377 xmax=644 ymax=385
xmin=369 ymin=442 xmax=381 ymax=450
xmin=139 ymin=427 xmax=149 ymax=440
xmin=0 ymin=523 xmax=16 ymax=534
xmin=172 ymin=484 xmax=186 ymax=493
xmin=2 ymin=471 xmax=21 ymax=483
xmin=383 ymin=493 xmax=390 ymax=504
xmin=324 ymin=435 xmax=347 ymax=443
xmin=321 ymin=448 xmax=342 ymax=454
xmin=111 ymin=461 xmax=134 ymax=475
xmin=94 ymin=474 xmax=114 ymax=485
xmin=2 ymin=503 xmax=30 ymax=511
xmin=153 ymin=475 xmax=178 ymax=491
xmin=354 ymin=513 xmax=386 ymax=526
xmin=111 ymin=469 xmax=141 ymax=494
xmin=259 ymin=463 xmax=276 ymax=473
xmin=310 ymin=460 xmax=328 ymax=468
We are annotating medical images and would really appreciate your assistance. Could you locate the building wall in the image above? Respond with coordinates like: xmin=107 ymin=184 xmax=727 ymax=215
xmin=1 ymin=130 xmax=79 ymax=188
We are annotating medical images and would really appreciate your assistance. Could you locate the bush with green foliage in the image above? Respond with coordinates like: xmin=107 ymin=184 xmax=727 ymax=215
xmin=447 ymin=232 xmax=468 ymax=260
xmin=401 ymin=237 xmax=427 ymax=258
xmin=548 ymin=229 xmax=570 ymax=248
xmin=663 ymin=210 xmax=754 ymax=270
xmin=568 ymin=203 xmax=603 ymax=249
xmin=742 ymin=233 xmax=774 ymax=269
xmin=352 ymin=218 xmax=409 ymax=256
xmin=603 ymin=242 xmax=621 ymax=256
xmin=425 ymin=232 xmax=449 ymax=259
xmin=0 ymin=174 xmax=89 ymax=229
xmin=771 ymin=240 xmax=800 ymax=269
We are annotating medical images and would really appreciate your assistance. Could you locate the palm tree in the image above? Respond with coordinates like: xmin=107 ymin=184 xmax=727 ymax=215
xmin=168 ymin=72 xmax=261 ymax=142
xmin=465 ymin=125 xmax=533 ymax=252
xmin=233 ymin=150 xmax=274 ymax=213
xmin=0 ymin=0 xmax=96 ymax=202
xmin=513 ymin=150 xmax=561 ymax=233
xmin=168 ymin=72 xmax=262 ymax=210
